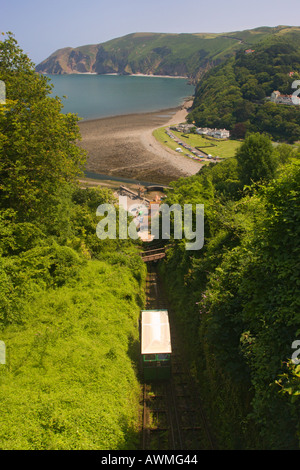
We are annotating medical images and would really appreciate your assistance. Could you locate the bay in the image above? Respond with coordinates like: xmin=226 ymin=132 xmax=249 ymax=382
xmin=45 ymin=74 xmax=194 ymax=121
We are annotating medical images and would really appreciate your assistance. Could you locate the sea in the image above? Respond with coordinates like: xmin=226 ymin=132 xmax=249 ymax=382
xmin=45 ymin=74 xmax=194 ymax=121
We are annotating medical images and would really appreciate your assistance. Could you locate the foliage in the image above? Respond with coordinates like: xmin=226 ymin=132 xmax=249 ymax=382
xmin=0 ymin=182 xmax=146 ymax=449
xmin=188 ymin=34 xmax=300 ymax=143
xmin=0 ymin=257 xmax=146 ymax=450
xmin=161 ymin=139 xmax=300 ymax=449
xmin=0 ymin=35 xmax=147 ymax=450
xmin=0 ymin=32 xmax=86 ymax=230
xmin=236 ymin=133 xmax=279 ymax=185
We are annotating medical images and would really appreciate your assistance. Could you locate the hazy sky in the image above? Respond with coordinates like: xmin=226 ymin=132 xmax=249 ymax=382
xmin=1 ymin=0 xmax=300 ymax=65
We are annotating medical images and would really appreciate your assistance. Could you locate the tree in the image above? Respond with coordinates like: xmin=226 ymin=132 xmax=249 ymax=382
xmin=0 ymin=33 xmax=86 ymax=232
xmin=235 ymin=133 xmax=278 ymax=186
xmin=231 ymin=122 xmax=248 ymax=140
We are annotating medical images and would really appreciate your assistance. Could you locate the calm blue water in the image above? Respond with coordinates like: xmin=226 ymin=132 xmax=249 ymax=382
xmin=46 ymin=74 xmax=194 ymax=120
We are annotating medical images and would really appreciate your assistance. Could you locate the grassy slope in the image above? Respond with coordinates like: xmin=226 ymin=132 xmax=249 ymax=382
xmin=36 ymin=27 xmax=287 ymax=76
xmin=0 ymin=255 xmax=146 ymax=450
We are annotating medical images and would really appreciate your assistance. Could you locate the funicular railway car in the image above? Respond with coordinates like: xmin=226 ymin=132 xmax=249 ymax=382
xmin=141 ymin=310 xmax=172 ymax=381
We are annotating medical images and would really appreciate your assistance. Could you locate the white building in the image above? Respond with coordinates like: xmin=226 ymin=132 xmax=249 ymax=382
xmin=270 ymin=90 xmax=300 ymax=105
xmin=170 ymin=123 xmax=196 ymax=133
xmin=196 ymin=127 xmax=230 ymax=139
xmin=195 ymin=127 xmax=210 ymax=135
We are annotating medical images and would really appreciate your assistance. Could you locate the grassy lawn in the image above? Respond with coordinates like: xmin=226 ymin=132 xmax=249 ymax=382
xmin=153 ymin=126 xmax=242 ymax=160
xmin=152 ymin=126 xmax=196 ymax=156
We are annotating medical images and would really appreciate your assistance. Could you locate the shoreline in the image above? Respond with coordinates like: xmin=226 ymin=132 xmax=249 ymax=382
xmin=46 ymin=71 xmax=189 ymax=80
xmin=80 ymin=93 xmax=194 ymax=123
xmin=78 ymin=98 xmax=202 ymax=185
xmin=104 ymin=73 xmax=189 ymax=79
xmin=80 ymin=104 xmax=180 ymax=123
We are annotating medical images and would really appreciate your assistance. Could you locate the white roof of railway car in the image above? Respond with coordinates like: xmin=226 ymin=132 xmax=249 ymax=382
xmin=141 ymin=310 xmax=172 ymax=355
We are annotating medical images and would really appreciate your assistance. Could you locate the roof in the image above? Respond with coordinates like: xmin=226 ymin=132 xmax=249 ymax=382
xmin=141 ymin=310 xmax=172 ymax=355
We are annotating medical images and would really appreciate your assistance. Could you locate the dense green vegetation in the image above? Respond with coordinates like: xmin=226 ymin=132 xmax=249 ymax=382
xmin=188 ymin=30 xmax=300 ymax=143
xmin=160 ymin=135 xmax=300 ymax=449
xmin=0 ymin=34 xmax=146 ymax=449
xmin=0 ymin=256 xmax=145 ymax=449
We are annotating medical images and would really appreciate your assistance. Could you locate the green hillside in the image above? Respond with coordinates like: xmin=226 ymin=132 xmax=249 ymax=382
xmin=35 ymin=28 xmax=282 ymax=78
xmin=188 ymin=26 xmax=300 ymax=142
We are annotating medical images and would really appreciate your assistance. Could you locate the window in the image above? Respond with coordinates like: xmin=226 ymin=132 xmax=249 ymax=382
xmin=156 ymin=354 xmax=170 ymax=361
xmin=143 ymin=354 xmax=156 ymax=362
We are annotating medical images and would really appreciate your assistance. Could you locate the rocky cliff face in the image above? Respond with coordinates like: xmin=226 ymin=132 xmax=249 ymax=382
xmin=67 ymin=50 xmax=91 ymax=73
xmin=36 ymin=43 xmax=191 ymax=76
xmin=36 ymin=45 xmax=98 ymax=74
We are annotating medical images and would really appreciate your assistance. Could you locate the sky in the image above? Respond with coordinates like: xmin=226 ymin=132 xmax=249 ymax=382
xmin=1 ymin=0 xmax=300 ymax=65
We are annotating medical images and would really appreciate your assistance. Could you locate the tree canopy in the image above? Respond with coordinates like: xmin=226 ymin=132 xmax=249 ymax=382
xmin=161 ymin=134 xmax=300 ymax=449
xmin=0 ymin=32 xmax=86 ymax=231
xmin=188 ymin=36 xmax=300 ymax=143
xmin=236 ymin=133 xmax=278 ymax=186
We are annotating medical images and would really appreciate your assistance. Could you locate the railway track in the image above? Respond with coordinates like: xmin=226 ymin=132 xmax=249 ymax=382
xmin=141 ymin=261 xmax=216 ymax=450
